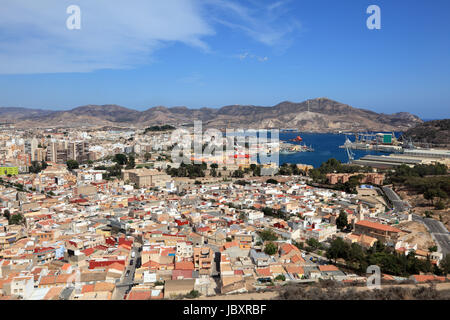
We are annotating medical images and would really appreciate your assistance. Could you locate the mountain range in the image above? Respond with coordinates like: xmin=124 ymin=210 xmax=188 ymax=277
xmin=0 ymin=98 xmax=422 ymax=132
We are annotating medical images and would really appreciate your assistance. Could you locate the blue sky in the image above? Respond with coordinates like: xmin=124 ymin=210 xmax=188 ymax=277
xmin=0 ymin=0 xmax=449 ymax=118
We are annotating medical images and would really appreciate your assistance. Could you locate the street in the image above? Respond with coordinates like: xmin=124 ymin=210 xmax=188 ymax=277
xmin=382 ymin=186 xmax=409 ymax=213
xmin=413 ymin=214 xmax=450 ymax=256
xmin=112 ymin=244 xmax=141 ymax=300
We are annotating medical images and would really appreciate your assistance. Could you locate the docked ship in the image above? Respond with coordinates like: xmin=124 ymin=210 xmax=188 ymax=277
xmin=290 ymin=135 xmax=303 ymax=142
xmin=280 ymin=142 xmax=314 ymax=154
xmin=339 ymin=132 xmax=403 ymax=153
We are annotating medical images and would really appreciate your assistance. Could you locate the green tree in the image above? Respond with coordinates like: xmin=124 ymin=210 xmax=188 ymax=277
xmin=3 ymin=209 xmax=10 ymax=220
xmin=185 ymin=290 xmax=200 ymax=299
xmin=264 ymin=242 xmax=277 ymax=255
xmin=9 ymin=213 xmax=24 ymax=225
xmin=435 ymin=200 xmax=445 ymax=210
xmin=126 ymin=155 xmax=135 ymax=169
xmin=440 ymin=254 xmax=450 ymax=275
xmin=144 ymin=152 xmax=152 ymax=161
xmin=336 ymin=210 xmax=348 ymax=230
xmin=113 ymin=153 xmax=128 ymax=165
xmin=424 ymin=189 xmax=438 ymax=205
xmin=258 ymin=229 xmax=278 ymax=242
xmin=232 ymin=170 xmax=244 ymax=178
xmin=29 ymin=161 xmax=43 ymax=174
xmin=66 ymin=160 xmax=79 ymax=171
xmin=275 ymin=274 xmax=286 ymax=281
xmin=326 ymin=238 xmax=350 ymax=263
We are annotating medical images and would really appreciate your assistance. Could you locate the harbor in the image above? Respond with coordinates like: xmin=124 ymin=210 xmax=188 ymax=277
xmin=339 ymin=132 xmax=403 ymax=153
xmin=278 ymin=131 xmax=450 ymax=169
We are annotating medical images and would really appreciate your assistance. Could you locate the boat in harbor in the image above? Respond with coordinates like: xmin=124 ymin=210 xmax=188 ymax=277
xmin=279 ymin=142 xmax=314 ymax=154
xmin=290 ymin=135 xmax=303 ymax=142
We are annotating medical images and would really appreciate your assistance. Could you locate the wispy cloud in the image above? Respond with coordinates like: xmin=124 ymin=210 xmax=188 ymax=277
xmin=238 ymin=52 xmax=269 ymax=62
xmin=177 ymin=72 xmax=205 ymax=86
xmin=0 ymin=0 xmax=214 ymax=74
xmin=204 ymin=0 xmax=301 ymax=47
xmin=0 ymin=0 xmax=300 ymax=74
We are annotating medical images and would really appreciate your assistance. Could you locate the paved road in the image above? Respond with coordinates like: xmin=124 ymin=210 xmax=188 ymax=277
xmin=413 ymin=214 xmax=450 ymax=256
xmin=112 ymin=244 xmax=141 ymax=300
xmin=382 ymin=186 xmax=409 ymax=213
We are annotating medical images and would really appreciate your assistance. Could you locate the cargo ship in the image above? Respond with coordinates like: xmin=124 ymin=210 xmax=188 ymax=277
xmin=339 ymin=132 xmax=403 ymax=153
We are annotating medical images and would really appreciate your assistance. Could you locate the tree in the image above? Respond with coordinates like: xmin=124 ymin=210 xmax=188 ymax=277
xmin=232 ymin=170 xmax=244 ymax=178
xmin=126 ymin=155 xmax=135 ymax=169
xmin=185 ymin=290 xmax=200 ymax=299
xmin=264 ymin=242 xmax=277 ymax=255
xmin=306 ymin=238 xmax=321 ymax=251
xmin=66 ymin=160 xmax=79 ymax=171
xmin=113 ymin=153 xmax=128 ymax=166
xmin=210 ymin=163 xmax=218 ymax=169
xmin=336 ymin=210 xmax=348 ymax=230
xmin=266 ymin=178 xmax=278 ymax=185
xmin=258 ymin=229 xmax=278 ymax=242
xmin=326 ymin=238 xmax=350 ymax=263
xmin=440 ymin=254 xmax=450 ymax=275
xmin=435 ymin=200 xmax=445 ymax=210
xmin=9 ymin=213 xmax=24 ymax=225
xmin=3 ymin=209 xmax=10 ymax=220
xmin=144 ymin=153 xmax=152 ymax=161
xmin=275 ymin=274 xmax=286 ymax=282
xmin=424 ymin=189 xmax=438 ymax=205
xmin=29 ymin=161 xmax=43 ymax=174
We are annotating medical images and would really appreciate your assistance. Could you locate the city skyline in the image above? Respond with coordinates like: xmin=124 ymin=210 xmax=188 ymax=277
xmin=0 ymin=0 xmax=449 ymax=119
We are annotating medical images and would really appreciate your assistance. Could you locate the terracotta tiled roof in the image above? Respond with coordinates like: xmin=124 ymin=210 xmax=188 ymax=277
xmin=255 ymin=268 xmax=272 ymax=277
xmin=319 ymin=265 xmax=340 ymax=272
xmin=412 ymin=275 xmax=446 ymax=283
xmin=356 ymin=220 xmax=402 ymax=233
xmin=127 ymin=291 xmax=152 ymax=300
xmin=285 ymin=265 xmax=304 ymax=274
xmin=174 ymin=261 xmax=194 ymax=270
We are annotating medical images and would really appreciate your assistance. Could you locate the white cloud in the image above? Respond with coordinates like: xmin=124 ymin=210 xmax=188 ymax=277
xmin=0 ymin=0 xmax=299 ymax=74
xmin=0 ymin=0 xmax=214 ymax=74
xmin=204 ymin=0 xmax=300 ymax=47
xmin=178 ymin=72 xmax=205 ymax=86
xmin=238 ymin=52 xmax=269 ymax=62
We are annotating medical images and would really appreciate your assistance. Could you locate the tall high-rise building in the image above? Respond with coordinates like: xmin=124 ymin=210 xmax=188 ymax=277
xmin=24 ymin=138 xmax=38 ymax=161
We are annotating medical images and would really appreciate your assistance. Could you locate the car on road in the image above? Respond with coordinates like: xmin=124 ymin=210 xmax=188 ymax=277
xmin=125 ymin=270 xmax=130 ymax=277
xmin=130 ymin=259 xmax=134 ymax=266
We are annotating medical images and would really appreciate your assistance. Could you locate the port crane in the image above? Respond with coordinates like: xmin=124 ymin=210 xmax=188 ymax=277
xmin=344 ymin=135 xmax=355 ymax=163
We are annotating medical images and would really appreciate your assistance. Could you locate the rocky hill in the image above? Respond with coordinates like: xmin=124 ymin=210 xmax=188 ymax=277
xmin=401 ymin=119 xmax=450 ymax=147
xmin=1 ymin=98 xmax=423 ymax=132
